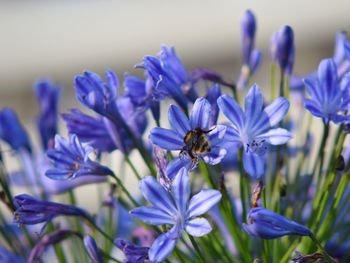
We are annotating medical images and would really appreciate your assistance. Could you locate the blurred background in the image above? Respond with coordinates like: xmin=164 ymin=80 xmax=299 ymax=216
xmin=1 ymin=0 xmax=350 ymax=120
xmin=1 ymin=0 xmax=350 ymax=205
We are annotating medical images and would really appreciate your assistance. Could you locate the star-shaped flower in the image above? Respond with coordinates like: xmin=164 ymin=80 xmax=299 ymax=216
xmin=130 ymin=167 xmax=222 ymax=262
xmin=217 ymin=84 xmax=292 ymax=178
xmin=304 ymin=58 xmax=350 ymax=125
xmin=149 ymin=97 xmax=227 ymax=178
xmin=46 ymin=134 xmax=112 ymax=180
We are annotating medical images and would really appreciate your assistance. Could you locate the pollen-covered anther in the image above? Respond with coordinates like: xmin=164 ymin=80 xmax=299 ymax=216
xmin=246 ymin=139 xmax=267 ymax=155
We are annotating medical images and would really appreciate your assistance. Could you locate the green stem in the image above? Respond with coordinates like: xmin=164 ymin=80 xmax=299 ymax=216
xmin=83 ymin=215 xmax=118 ymax=248
xmin=238 ymin=149 xmax=247 ymax=223
xmin=125 ymin=155 xmax=142 ymax=180
xmin=309 ymin=234 xmax=333 ymax=263
xmin=188 ymin=234 xmax=206 ymax=263
xmin=47 ymin=223 xmax=68 ymax=263
xmin=270 ymin=63 xmax=277 ymax=100
xmin=110 ymin=173 xmax=138 ymax=206
xmin=279 ymin=69 xmax=285 ymax=97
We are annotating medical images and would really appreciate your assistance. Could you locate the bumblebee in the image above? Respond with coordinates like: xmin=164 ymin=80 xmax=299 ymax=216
xmin=180 ymin=126 xmax=214 ymax=166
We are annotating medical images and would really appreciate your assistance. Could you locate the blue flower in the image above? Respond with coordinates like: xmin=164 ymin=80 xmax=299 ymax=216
xmin=61 ymin=109 xmax=119 ymax=153
xmin=217 ymin=84 xmax=292 ymax=178
xmin=124 ymin=73 xmax=160 ymax=122
xmin=74 ymin=70 xmax=148 ymax=153
xmin=304 ymin=58 xmax=350 ymax=125
xmin=149 ymin=98 xmax=227 ymax=178
xmin=130 ymin=168 xmax=222 ymax=262
xmin=46 ymin=134 xmax=112 ymax=180
xmin=114 ymin=239 xmax=149 ymax=263
xmin=27 ymin=230 xmax=78 ymax=263
xmin=34 ymin=78 xmax=61 ymax=150
xmin=13 ymin=194 xmax=90 ymax=225
xmin=237 ymin=9 xmax=262 ymax=89
xmin=137 ymin=49 xmax=190 ymax=111
xmin=74 ymin=70 xmax=120 ymax=120
xmin=0 ymin=108 xmax=32 ymax=153
xmin=0 ymin=243 xmax=25 ymax=263
xmin=243 ymin=207 xmax=312 ymax=239
xmin=270 ymin=25 xmax=295 ymax=75
xmin=83 ymin=235 xmax=102 ymax=263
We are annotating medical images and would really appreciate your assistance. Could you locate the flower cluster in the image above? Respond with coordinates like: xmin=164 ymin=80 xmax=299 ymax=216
xmin=0 ymin=8 xmax=349 ymax=263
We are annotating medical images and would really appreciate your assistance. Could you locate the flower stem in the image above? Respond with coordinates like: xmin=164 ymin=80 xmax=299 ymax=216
xmin=188 ymin=234 xmax=206 ymax=263
xmin=110 ymin=172 xmax=138 ymax=206
xmin=83 ymin=215 xmax=117 ymax=248
xmin=125 ymin=155 xmax=142 ymax=181
xmin=309 ymin=233 xmax=334 ymax=263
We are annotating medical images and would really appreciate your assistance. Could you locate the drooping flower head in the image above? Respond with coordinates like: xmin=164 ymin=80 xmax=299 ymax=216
xmin=75 ymin=70 xmax=120 ymax=120
xmin=130 ymin=168 xmax=222 ymax=262
xmin=13 ymin=194 xmax=90 ymax=226
xmin=124 ymin=72 xmax=160 ymax=122
xmin=61 ymin=109 xmax=118 ymax=153
xmin=243 ymin=207 xmax=312 ymax=239
xmin=74 ymin=70 xmax=148 ymax=154
xmin=237 ymin=9 xmax=262 ymax=89
xmin=217 ymin=84 xmax=292 ymax=178
xmin=149 ymin=97 xmax=227 ymax=178
xmin=304 ymin=58 xmax=350 ymax=125
xmin=27 ymin=230 xmax=78 ymax=263
xmin=46 ymin=134 xmax=112 ymax=180
xmin=34 ymin=78 xmax=61 ymax=150
xmin=0 ymin=108 xmax=32 ymax=153
xmin=115 ymin=239 xmax=149 ymax=263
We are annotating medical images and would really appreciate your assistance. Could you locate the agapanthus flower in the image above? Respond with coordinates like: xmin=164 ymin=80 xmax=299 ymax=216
xmin=0 ymin=107 xmax=32 ymax=153
xmin=237 ymin=9 xmax=262 ymax=89
xmin=61 ymin=109 xmax=119 ymax=153
xmin=243 ymin=207 xmax=312 ymax=239
xmin=34 ymin=78 xmax=61 ymax=150
xmin=46 ymin=134 xmax=112 ymax=180
xmin=84 ymin=235 xmax=102 ymax=263
xmin=136 ymin=48 xmax=191 ymax=110
xmin=27 ymin=230 xmax=77 ymax=263
xmin=130 ymin=168 xmax=222 ymax=262
xmin=217 ymin=84 xmax=292 ymax=178
xmin=304 ymin=58 xmax=350 ymax=125
xmin=74 ymin=70 xmax=148 ymax=154
xmin=13 ymin=194 xmax=90 ymax=225
xmin=115 ymin=239 xmax=149 ymax=263
xmin=206 ymin=84 xmax=222 ymax=127
xmin=124 ymin=72 xmax=160 ymax=123
xmin=270 ymin=25 xmax=295 ymax=75
xmin=75 ymin=70 xmax=120 ymax=120
xmin=149 ymin=97 xmax=227 ymax=178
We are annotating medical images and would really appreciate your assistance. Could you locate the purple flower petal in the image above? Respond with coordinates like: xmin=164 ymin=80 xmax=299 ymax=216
xmin=130 ymin=206 xmax=176 ymax=225
xmin=149 ymin=224 xmax=181 ymax=262
xmin=149 ymin=127 xmax=184 ymax=150
xmin=242 ymin=151 xmax=264 ymax=179
xmin=185 ymin=217 xmax=212 ymax=237
xmin=257 ymin=128 xmax=293 ymax=145
xmin=166 ymin=157 xmax=192 ymax=179
xmin=168 ymin=105 xmax=190 ymax=138
xmin=217 ymin=95 xmax=244 ymax=130
xmin=207 ymin=125 xmax=226 ymax=146
xmin=244 ymin=84 xmax=264 ymax=129
xmin=202 ymin=146 xmax=227 ymax=165
xmin=171 ymin=167 xmax=190 ymax=214
xmin=138 ymin=176 xmax=177 ymax=215
xmin=190 ymin=98 xmax=211 ymax=130
xmin=187 ymin=189 xmax=222 ymax=218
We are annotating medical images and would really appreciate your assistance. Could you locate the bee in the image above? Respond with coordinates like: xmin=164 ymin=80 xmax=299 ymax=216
xmin=180 ymin=126 xmax=214 ymax=167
